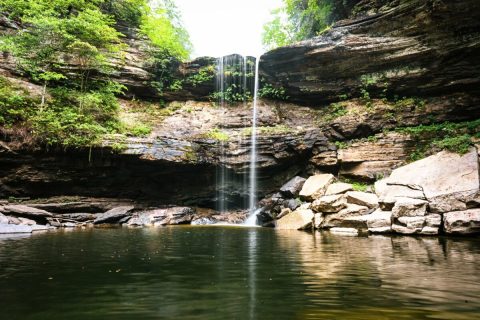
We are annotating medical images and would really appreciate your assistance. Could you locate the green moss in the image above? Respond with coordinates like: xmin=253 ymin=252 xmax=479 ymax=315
xmin=186 ymin=65 xmax=215 ymax=87
xmin=323 ymin=102 xmax=349 ymax=122
xmin=204 ymin=128 xmax=229 ymax=141
xmin=243 ymin=125 xmax=293 ymax=136
xmin=334 ymin=141 xmax=348 ymax=149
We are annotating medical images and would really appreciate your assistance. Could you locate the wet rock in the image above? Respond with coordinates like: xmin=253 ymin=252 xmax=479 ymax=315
xmin=346 ymin=191 xmax=378 ymax=209
xmin=279 ymin=176 xmax=306 ymax=198
xmin=94 ymin=206 xmax=134 ymax=225
xmin=62 ymin=222 xmax=77 ymax=228
xmin=276 ymin=209 xmax=314 ymax=230
xmin=0 ymin=223 xmax=32 ymax=234
xmin=0 ymin=205 xmax=53 ymax=218
xmin=299 ymin=174 xmax=336 ymax=201
xmin=392 ymin=198 xmax=428 ymax=218
xmin=444 ymin=209 xmax=480 ymax=234
xmin=311 ymin=194 xmax=347 ymax=213
xmin=325 ymin=182 xmax=353 ymax=195
xmin=26 ymin=199 xmax=134 ymax=214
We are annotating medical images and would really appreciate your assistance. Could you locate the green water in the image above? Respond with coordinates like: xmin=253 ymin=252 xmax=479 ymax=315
xmin=1 ymin=227 xmax=480 ymax=320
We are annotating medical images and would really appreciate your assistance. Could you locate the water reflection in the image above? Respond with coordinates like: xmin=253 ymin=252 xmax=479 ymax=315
xmin=0 ymin=228 xmax=479 ymax=319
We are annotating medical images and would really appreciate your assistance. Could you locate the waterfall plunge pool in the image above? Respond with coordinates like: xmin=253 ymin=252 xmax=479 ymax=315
xmin=1 ymin=227 xmax=480 ymax=319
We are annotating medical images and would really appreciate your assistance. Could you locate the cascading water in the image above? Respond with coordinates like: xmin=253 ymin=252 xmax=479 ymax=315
xmin=243 ymin=57 xmax=260 ymax=226
xmin=214 ymin=54 xmax=260 ymax=226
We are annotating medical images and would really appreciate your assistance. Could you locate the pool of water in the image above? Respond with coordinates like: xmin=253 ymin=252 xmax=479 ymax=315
xmin=1 ymin=227 xmax=480 ymax=319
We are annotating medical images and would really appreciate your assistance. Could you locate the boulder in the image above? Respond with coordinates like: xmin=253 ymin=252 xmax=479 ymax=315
xmin=0 ymin=223 xmax=32 ymax=234
xmin=321 ymin=204 xmax=369 ymax=228
xmin=280 ymin=176 xmax=306 ymax=198
xmin=444 ymin=209 xmax=480 ymax=234
xmin=276 ymin=209 xmax=314 ymax=230
xmin=314 ymin=213 xmax=324 ymax=229
xmin=128 ymin=207 xmax=195 ymax=226
xmin=364 ymin=209 xmax=392 ymax=233
xmin=283 ymin=198 xmax=301 ymax=211
xmin=0 ymin=205 xmax=53 ymax=218
xmin=346 ymin=191 xmax=378 ymax=208
xmin=311 ymin=194 xmax=347 ymax=213
xmin=299 ymin=174 xmax=335 ymax=201
xmin=375 ymin=179 xmax=426 ymax=204
xmin=392 ymin=213 xmax=441 ymax=235
xmin=392 ymin=198 xmax=428 ymax=218
xmin=18 ymin=217 xmax=36 ymax=226
xmin=385 ymin=148 xmax=480 ymax=213
xmin=58 ymin=213 xmax=96 ymax=222
xmin=325 ymin=182 xmax=353 ymax=195
xmin=94 ymin=206 xmax=134 ymax=224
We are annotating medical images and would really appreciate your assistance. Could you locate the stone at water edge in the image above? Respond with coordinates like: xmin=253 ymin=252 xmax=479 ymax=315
xmin=385 ymin=148 xmax=480 ymax=213
xmin=444 ymin=209 xmax=480 ymax=234
xmin=364 ymin=209 xmax=393 ymax=233
xmin=276 ymin=208 xmax=292 ymax=220
xmin=311 ymin=194 xmax=347 ymax=213
xmin=94 ymin=206 xmax=135 ymax=224
xmin=375 ymin=179 xmax=426 ymax=208
xmin=299 ymin=174 xmax=336 ymax=201
xmin=392 ymin=214 xmax=442 ymax=235
xmin=392 ymin=198 xmax=428 ymax=218
xmin=0 ymin=205 xmax=53 ymax=218
xmin=280 ymin=176 xmax=307 ymax=198
xmin=276 ymin=209 xmax=314 ymax=230
xmin=346 ymin=191 xmax=379 ymax=209
xmin=321 ymin=204 xmax=370 ymax=229
xmin=325 ymin=182 xmax=353 ymax=195
xmin=0 ymin=223 xmax=32 ymax=234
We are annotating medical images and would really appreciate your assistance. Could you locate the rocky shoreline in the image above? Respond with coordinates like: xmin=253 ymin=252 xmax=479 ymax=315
xmin=2 ymin=147 xmax=479 ymax=237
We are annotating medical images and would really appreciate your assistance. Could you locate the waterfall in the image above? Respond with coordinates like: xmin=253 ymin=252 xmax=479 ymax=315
xmin=214 ymin=54 xmax=260 ymax=226
xmin=243 ymin=57 xmax=260 ymax=226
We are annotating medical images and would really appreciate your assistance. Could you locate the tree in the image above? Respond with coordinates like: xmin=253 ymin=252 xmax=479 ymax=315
xmin=262 ymin=0 xmax=359 ymax=50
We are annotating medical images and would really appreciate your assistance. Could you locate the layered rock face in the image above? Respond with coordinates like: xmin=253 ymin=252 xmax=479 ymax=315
xmin=260 ymin=0 xmax=480 ymax=105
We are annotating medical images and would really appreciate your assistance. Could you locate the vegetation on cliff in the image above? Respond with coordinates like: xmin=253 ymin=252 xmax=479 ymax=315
xmin=0 ymin=0 xmax=191 ymax=148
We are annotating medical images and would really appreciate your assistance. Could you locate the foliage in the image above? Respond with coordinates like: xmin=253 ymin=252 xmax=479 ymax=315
xmin=186 ymin=66 xmax=216 ymax=87
xmin=140 ymin=1 xmax=192 ymax=61
xmin=262 ymin=0 xmax=358 ymax=49
xmin=395 ymin=120 xmax=480 ymax=159
xmin=258 ymin=82 xmax=289 ymax=100
xmin=204 ymin=128 xmax=229 ymax=142
xmin=243 ymin=125 xmax=293 ymax=136
xmin=0 ymin=77 xmax=39 ymax=125
xmin=211 ymin=84 xmax=252 ymax=104
xmin=323 ymin=102 xmax=348 ymax=122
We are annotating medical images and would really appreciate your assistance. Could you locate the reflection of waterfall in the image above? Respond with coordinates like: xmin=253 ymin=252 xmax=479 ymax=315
xmin=247 ymin=229 xmax=257 ymax=319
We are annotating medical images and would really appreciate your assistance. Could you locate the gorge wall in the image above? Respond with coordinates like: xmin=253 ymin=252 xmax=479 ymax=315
xmin=1 ymin=0 xmax=479 ymax=210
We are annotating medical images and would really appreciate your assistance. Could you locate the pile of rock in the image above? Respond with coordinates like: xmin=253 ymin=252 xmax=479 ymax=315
xmin=267 ymin=147 xmax=480 ymax=236
xmin=0 ymin=201 xmax=199 ymax=234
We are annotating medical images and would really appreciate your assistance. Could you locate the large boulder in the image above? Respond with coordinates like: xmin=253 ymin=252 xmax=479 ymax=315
xmin=364 ymin=209 xmax=393 ymax=233
xmin=280 ymin=176 xmax=306 ymax=198
xmin=392 ymin=213 xmax=442 ymax=235
xmin=444 ymin=209 xmax=480 ymax=234
xmin=0 ymin=213 xmax=8 ymax=224
xmin=346 ymin=191 xmax=378 ymax=209
xmin=276 ymin=209 xmax=314 ymax=230
xmin=311 ymin=194 xmax=347 ymax=213
xmin=299 ymin=174 xmax=335 ymax=201
xmin=384 ymin=149 xmax=480 ymax=213
xmin=128 ymin=207 xmax=195 ymax=226
xmin=94 ymin=206 xmax=134 ymax=224
xmin=0 ymin=205 xmax=53 ymax=218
